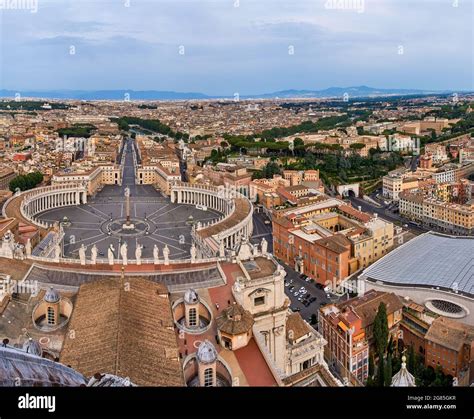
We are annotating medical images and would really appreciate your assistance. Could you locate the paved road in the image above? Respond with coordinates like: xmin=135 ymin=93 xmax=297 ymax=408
xmin=348 ymin=195 xmax=428 ymax=235
xmin=250 ymin=210 xmax=273 ymax=252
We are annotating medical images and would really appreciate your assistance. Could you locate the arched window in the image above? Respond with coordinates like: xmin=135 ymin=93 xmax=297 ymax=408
xmin=204 ymin=367 xmax=214 ymax=387
xmin=47 ymin=307 xmax=55 ymax=325
xmin=189 ymin=308 xmax=197 ymax=327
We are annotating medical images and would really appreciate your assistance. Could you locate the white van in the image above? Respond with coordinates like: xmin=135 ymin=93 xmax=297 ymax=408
xmin=196 ymin=204 xmax=207 ymax=211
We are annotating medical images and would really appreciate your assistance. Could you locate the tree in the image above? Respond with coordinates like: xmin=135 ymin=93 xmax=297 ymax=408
xmin=373 ymin=302 xmax=389 ymax=358
xmin=349 ymin=143 xmax=366 ymax=151
xmin=377 ymin=357 xmax=385 ymax=387
xmin=368 ymin=353 xmax=375 ymax=378
xmin=293 ymin=138 xmax=304 ymax=148
xmin=9 ymin=172 xmax=43 ymax=192
xmin=384 ymin=355 xmax=393 ymax=387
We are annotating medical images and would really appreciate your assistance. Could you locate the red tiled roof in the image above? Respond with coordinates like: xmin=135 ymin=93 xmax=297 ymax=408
xmin=234 ymin=338 xmax=277 ymax=386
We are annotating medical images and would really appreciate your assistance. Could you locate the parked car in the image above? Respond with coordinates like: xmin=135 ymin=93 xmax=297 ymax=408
xmin=315 ymin=283 xmax=324 ymax=290
xmin=293 ymin=291 xmax=300 ymax=297
xmin=285 ymin=282 xmax=290 ymax=287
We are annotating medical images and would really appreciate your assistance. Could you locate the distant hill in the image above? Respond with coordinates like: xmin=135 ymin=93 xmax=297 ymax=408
xmin=0 ymin=86 xmax=460 ymax=101
xmin=244 ymin=85 xmax=446 ymax=99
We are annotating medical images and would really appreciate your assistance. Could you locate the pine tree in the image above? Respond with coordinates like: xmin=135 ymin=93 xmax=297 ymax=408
xmin=384 ymin=355 xmax=393 ymax=387
xmin=373 ymin=302 xmax=389 ymax=358
xmin=368 ymin=353 xmax=375 ymax=377
xmin=377 ymin=357 xmax=385 ymax=387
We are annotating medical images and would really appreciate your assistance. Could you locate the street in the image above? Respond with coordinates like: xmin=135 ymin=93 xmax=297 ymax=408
xmin=348 ymin=193 xmax=428 ymax=236
xmin=250 ymin=209 xmax=273 ymax=253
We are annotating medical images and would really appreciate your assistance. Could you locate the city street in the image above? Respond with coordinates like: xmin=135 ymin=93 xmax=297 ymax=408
xmin=250 ymin=209 xmax=273 ymax=253
xmin=348 ymin=194 xmax=428 ymax=236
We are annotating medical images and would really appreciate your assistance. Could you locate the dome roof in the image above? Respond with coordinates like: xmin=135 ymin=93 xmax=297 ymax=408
xmin=22 ymin=338 xmax=43 ymax=357
xmin=391 ymin=356 xmax=416 ymax=387
xmin=184 ymin=289 xmax=199 ymax=305
xmin=216 ymin=303 xmax=254 ymax=336
xmin=44 ymin=287 xmax=60 ymax=303
xmin=196 ymin=340 xmax=218 ymax=365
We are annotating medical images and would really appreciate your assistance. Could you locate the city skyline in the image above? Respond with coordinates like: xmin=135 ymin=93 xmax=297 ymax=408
xmin=1 ymin=0 xmax=473 ymax=94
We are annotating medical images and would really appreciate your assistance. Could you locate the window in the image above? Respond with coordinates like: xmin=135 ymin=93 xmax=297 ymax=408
xmin=47 ymin=307 xmax=55 ymax=325
xmin=188 ymin=308 xmax=197 ymax=327
xmin=204 ymin=368 xmax=214 ymax=387
xmin=254 ymin=296 xmax=265 ymax=306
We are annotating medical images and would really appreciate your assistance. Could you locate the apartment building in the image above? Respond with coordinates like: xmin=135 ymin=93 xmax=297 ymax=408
xmin=319 ymin=290 xmax=403 ymax=384
xmin=0 ymin=169 xmax=16 ymax=191
xmin=272 ymin=199 xmax=394 ymax=287
xmin=400 ymin=190 xmax=474 ymax=235
xmin=382 ymin=171 xmax=420 ymax=201
xmin=52 ymin=164 xmax=122 ymax=195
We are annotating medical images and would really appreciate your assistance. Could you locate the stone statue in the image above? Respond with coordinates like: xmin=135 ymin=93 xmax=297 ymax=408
xmin=108 ymin=244 xmax=115 ymax=265
xmin=219 ymin=240 xmax=225 ymax=258
xmin=120 ymin=242 xmax=128 ymax=265
xmin=25 ymin=238 xmax=32 ymax=258
xmin=135 ymin=243 xmax=143 ymax=265
xmin=190 ymin=243 xmax=197 ymax=263
xmin=252 ymin=243 xmax=259 ymax=257
xmin=78 ymin=244 xmax=87 ymax=265
xmin=3 ymin=230 xmax=12 ymax=242
xmin=153 ymin=244 xmax=160 ymax=265
xmin=54 ymin=241 xmax=61 ymax=261
xmin=90 ymin=244 xmax=98 ymax=264
xmin=13 ymin=243 xmax=24 ymax=260
xmin=163 ymin=244 xmax=170 ymax=265
xmin=261 ymin=237 xmax=268 ymax=255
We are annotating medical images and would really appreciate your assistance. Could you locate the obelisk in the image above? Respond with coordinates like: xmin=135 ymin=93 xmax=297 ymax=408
xmin=123 ymin=187 xmax=134 ymax=229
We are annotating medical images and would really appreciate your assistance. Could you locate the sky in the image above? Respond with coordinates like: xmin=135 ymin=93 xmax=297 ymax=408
xmin=0 ymin=0 xmax=473 ymax=95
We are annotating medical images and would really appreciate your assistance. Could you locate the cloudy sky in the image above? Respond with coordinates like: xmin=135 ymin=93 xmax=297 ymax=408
xmin=0 ymin=0 xmax=472 ymax=94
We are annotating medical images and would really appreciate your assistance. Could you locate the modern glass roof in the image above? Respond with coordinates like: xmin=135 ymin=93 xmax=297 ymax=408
xmin=361 ymin=232 xmax=474 ymax=297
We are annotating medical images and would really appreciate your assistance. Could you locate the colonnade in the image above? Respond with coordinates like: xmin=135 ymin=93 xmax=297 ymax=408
xmin=171 ymin=183 xmax=253 ymax=256
xmin=19 ymin=183 xmax=88 ymax=228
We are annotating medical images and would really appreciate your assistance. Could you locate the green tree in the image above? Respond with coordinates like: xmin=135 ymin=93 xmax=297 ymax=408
xmin=377 ymin=357 xmax=385 ymax=387
xmin=349 ymin=143 xmax=366 ymax=151
xmin=368 ymin=353 xmax=375 ymax=377
xmin=373 ymin=302 xmax=389 ymax=358
xmin=293 ymin=138 xmax=304 ymax=148
xmin=384 ymin=355 xmax=393 ymax=387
